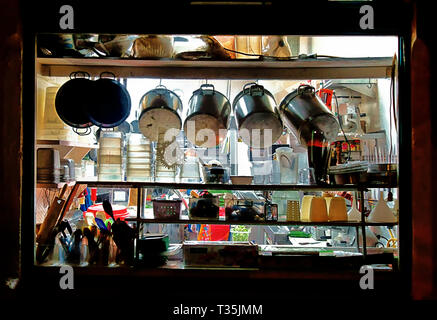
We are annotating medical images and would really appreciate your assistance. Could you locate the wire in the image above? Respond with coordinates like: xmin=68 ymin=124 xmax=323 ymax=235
xmin=222 ymin=47 xmax=344 ymax=60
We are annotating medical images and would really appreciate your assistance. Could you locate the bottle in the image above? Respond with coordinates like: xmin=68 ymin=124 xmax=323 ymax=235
xmin=307 ymin=129 xmax=331 ymax=184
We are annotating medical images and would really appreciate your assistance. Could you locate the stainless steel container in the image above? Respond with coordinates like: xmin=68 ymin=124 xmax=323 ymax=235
xmin=233 ymin=83 xmax=283 ymax=148
xmin=183 ymin=84 xmax=231 ymax=148
xmin=279 ymin=84 xmax=339 ymax=145
xmin=138 ymin=85 xmax=183 ymax=141
xmin=279 ymin=84 xmax=340 ymax=184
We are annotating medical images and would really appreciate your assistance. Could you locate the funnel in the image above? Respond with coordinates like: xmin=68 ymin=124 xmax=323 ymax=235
xmin=367 ymin=191 xmax=397 ymax=223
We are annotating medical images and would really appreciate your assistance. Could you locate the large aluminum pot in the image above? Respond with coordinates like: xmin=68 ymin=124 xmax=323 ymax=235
xmin=138 ymin=85 xmax=182 ymax=141
xmin=279 ymin=84 xmax=339 ymax=145
xmin=233 ymin=83 xmax=283 ymax=148
xmin=183 ymin=84 xmax=231 ymax=148
xmin=279 ymin=84 xmax=340 ymax=184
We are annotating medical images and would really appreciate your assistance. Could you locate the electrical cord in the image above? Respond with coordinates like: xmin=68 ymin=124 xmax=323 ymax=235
xmin=223 ymin=47 xmax=343 ymax=60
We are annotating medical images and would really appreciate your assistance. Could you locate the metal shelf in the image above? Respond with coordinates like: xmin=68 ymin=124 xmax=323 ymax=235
xmin=76 ymin=180 xmax=397 ymax=191
xmin=36 ymin=56 xmax=393 ymax=80
xmin=125 ymin=217 xmax=398 ymax=227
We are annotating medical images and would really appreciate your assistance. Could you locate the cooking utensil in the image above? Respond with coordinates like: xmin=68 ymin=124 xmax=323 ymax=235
xmin=184 ymin=84 xmax=231 ymax=148
xmin=55 ymin=71 xmax=93 ymax=129
xmin=233 ymin=83 xmax=283 ymax=148
xmin=95 ymin=217 xmax=108 ymax=230
xmin=348 ymin=192 xmax=361 ymax=222
xmin=88 ymin=72 xmax=131 ymax=128
xmin=102 ymin=200 xmax=135 ymax=265
xmin=138 ymin=85 xmax=183 ymax=141
xmin=36 ymin=184 xmax=69 ymax=263
xmin=279 ymin=84 xmax=340 ymax=145
xmin=279 ymin=84 xmax=339 ymax=184
xmin=367 ymin=191 xmax=397 ymax=223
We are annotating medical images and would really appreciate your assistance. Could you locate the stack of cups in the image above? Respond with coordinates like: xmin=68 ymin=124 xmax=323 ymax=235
xmin=126 ymin=133 xmax=152 ymax=182
xmin=98 ymin=132 xmax=123 ymax=181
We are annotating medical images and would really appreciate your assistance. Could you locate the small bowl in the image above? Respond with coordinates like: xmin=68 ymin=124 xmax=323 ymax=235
xmin=230 ymin=176 xmax=253 ymax=185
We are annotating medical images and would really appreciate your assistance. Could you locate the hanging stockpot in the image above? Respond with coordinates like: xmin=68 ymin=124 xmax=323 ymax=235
xmin=279 ymin=84 xmax=340 ymax=184
xmin=88 ymin=72 xmax=131 ymax=128
xmin=138 ymin=85 xmax=183 ymax=142
xmin=233 ymin=83 xmax=283 ymax=148
xmin=184 ymin=84 xmax=231 ymax=148
xmin=55 ymin=71 xmax=94 ymax=132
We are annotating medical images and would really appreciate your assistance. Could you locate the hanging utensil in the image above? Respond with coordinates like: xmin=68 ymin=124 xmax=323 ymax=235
xmin=138 ymin=85 xmax=182 ymax=141
xmin=55 ymin=71 xmax=94 ymax=130
xmin=184 ymin=83 xmax=231 ymax=148
xmin=88 ymin=72 xmax=131 ymax=128
xmin=233 ymin=83 xmax=283 ymax=148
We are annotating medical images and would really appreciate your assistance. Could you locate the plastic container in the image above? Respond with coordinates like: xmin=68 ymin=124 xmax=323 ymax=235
xmin=300 ymin=195 xmax=314 ymax=222
xmin=98 ymin=132 xmax=122 ymax=181
xmin=309 ymin=196 xmax=329 ymax=222
xmin=86 ymin=203 xmax=129 ymax=221
xmin=326 ymin=196 xmax=348 ymax=222
xmin=272 ymin=191 xmax=300 ymax=221
xmin=152 ymin=199 xmax=182 ymax=220
xmin=188 ymin=196 xmax=220 ymax=220
xmin=126 ymin=133 xmax=152 ymax=182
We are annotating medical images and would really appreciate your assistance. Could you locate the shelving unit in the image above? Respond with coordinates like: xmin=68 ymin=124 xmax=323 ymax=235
xmin=36 ymin=56 xmax=393 ymax=79
xmin=36 ymin=181 xmax=76 ymax=189
xmin=77 ymin=180 xmax=396 ymax=191
xmin=34 ymin=52 xmax=399 ymax=270
xmin=37 ymin=139 xmax=98 ymax=163
xmin=125 ymin=217 xmax=397 ymax=227
xmin=72 ymin=180 xmax=398 ymax=260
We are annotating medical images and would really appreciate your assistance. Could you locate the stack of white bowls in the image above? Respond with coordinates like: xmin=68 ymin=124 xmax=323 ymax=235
xmin=126 ymin=133 xmax=152 ymax=182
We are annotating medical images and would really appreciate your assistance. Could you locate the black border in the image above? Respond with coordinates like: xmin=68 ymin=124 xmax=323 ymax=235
xmin=20 ymin=0 xmax=413 ymax=301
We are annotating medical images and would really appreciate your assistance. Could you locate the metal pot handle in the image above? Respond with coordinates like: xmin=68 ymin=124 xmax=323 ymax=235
xmin=200 ymin=83 xmax=215 ymax=95
xmin=243 ymin=82 xmax=264 ymax=96
xmin=99 ymin=71 xmax=116 ymax=79
xmin=155 ymin=84 xmax=167 ymax=90
xmin=73 ymin=127 xmax=92 ymax=136
xmin=69 ymin=71 xmax=90 ymax=80
xmin=298 ymin=84 xmax=315 ymax=95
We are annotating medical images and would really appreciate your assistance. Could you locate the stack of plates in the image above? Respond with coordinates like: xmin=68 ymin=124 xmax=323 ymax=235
xmin=126 ymin=133 xmax=152 ymax=182
xmin=98 ymin=132 xmax=122 ymax=181
xmin=37 ymin=148 xmax=61 ymax=183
